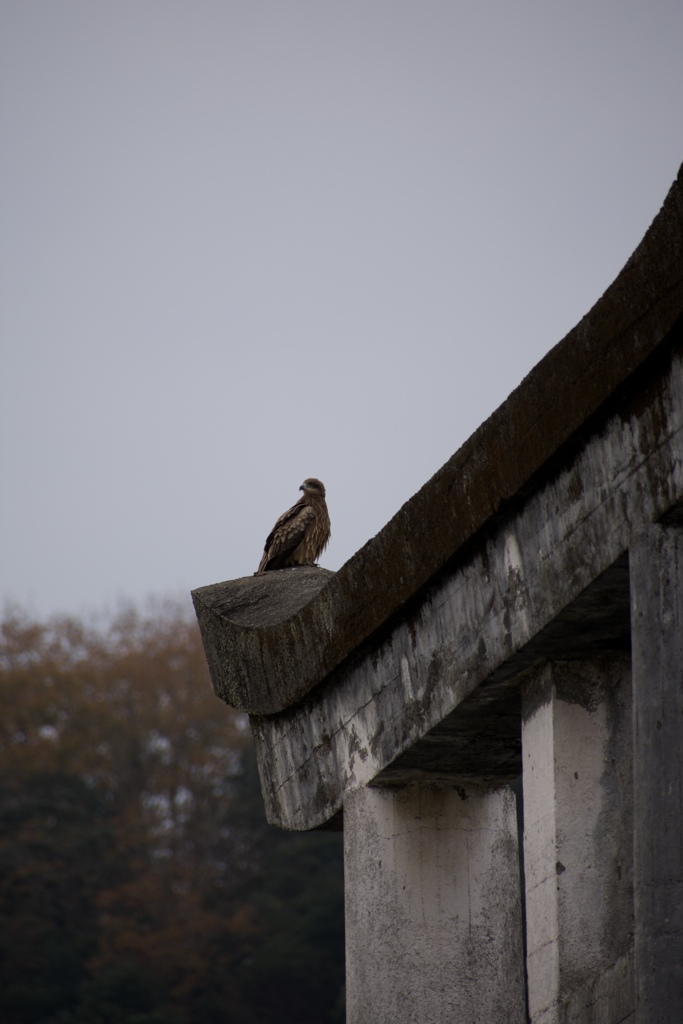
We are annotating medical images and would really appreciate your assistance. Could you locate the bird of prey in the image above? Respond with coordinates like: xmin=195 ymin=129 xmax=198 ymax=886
xmin=257 ymin=478 xmax=331 ymax=573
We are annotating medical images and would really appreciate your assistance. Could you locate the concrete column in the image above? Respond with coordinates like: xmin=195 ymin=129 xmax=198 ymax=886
xmin=522 ymin=658 xmax=633 ymax=1024
xmin=343 ymin=779 xmax=525 ymax=1024
xmin=631 ymin=525 xmax=683 ymax=1021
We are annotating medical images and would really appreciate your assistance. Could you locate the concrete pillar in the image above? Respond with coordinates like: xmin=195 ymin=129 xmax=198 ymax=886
xmin=631 ymin=525 xmax=683 ymax=1021
xmin=343 ymin=779 xmax=525 ymax=1024
xmin=522 ymin=658 xmax=633 ymax=1024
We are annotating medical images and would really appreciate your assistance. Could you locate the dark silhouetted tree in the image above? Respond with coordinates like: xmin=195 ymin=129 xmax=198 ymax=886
xmin=0 ymin=604 xmax=344 ymax=1024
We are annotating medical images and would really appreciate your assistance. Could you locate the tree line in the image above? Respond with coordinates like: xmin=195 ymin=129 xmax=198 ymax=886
xmin=0 ymin=604 xmax=344 ymax=1024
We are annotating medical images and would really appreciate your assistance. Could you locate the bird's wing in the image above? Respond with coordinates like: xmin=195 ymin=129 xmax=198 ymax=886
xmin=259 ymin=503 xmax=317 ymax=571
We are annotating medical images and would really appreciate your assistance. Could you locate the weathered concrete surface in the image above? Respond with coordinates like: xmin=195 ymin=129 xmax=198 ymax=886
xmin=631 ymin=525 xmax=683 ymax=1022
xmin=522 ymin=659 xmax=633 ymax=1024
xmin=192 ymin=567 xmax=334 ymax=714
xmin=344 ymin=781 xmax=525 ymax=1024
xmin=195 ymin=163 xmax=683 ymax=722
xmin=381 ymin=555 xmax=629 ymax=787
xmin=252 ymin=342 xmax=683 ymax=829
xmin=190 ymin=166 xmax=683 ymax=1024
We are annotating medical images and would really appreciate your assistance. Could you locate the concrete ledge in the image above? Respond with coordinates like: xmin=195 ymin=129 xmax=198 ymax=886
xmin=192 ymin=567 xmax=335 ymax=714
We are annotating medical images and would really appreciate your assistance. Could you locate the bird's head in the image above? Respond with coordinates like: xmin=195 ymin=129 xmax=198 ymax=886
xmin=300 ymin=478 xmax=326 ymax=497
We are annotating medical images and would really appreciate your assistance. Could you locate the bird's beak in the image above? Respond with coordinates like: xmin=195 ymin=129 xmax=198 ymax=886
xmin=299 ymin=485 xmax=304 ymax=491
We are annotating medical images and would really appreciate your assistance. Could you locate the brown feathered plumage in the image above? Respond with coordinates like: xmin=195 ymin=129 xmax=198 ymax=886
xmin=257 ymin=478 xmax=331 ymax=573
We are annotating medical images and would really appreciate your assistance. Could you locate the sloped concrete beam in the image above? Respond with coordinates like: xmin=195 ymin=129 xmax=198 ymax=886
xmin=253 ymin=344 xmax=683 ymax=830
xmin=194 ymin=164 xmax=683 ymax=721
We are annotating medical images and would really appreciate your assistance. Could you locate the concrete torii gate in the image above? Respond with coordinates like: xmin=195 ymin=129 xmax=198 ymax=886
xmin=193 ymin=163 xmax=683 ymax=1024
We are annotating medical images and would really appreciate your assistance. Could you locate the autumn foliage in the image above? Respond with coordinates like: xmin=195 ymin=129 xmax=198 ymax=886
xmin=0 ymin=604 xmax=344 ymax=1024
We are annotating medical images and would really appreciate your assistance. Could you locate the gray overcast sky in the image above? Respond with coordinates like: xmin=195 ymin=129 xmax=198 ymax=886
xmin=1 ymin=0 xmax=682 ymax=619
